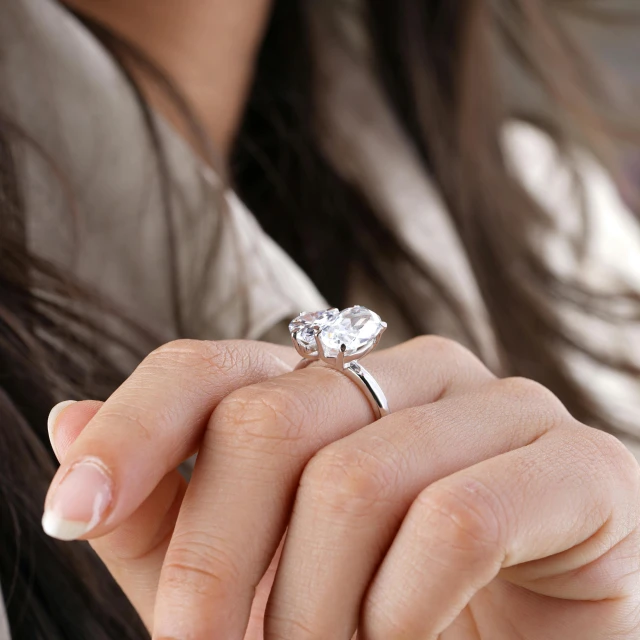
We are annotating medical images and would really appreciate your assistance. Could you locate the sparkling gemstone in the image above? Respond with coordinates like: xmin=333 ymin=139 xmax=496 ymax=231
xmin=289 ymin=309 xmax=339 ymax=353
xmin=319 ymin=306 xmax=384 ymax=357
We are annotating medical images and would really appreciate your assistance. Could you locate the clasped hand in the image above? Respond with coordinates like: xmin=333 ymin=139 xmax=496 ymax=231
xmin=44 ymin=337 xmax=640 ymax=639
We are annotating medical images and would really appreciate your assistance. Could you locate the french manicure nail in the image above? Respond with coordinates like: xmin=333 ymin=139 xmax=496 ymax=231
xmin=47 ymin=400 xmax=77 ymax=456
xmin=42 ymin=458 xmax=112 ymax=541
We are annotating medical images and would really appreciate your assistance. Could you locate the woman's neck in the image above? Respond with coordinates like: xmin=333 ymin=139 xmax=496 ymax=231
xmin=64 ymin=0 xmax=273 ymax=156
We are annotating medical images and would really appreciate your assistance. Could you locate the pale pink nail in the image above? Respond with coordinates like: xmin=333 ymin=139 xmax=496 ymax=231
xmin=42 ymin=458 xmax=112 ymax=541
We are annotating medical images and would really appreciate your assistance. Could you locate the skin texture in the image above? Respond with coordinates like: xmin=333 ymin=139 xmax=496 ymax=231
xmin=45 ymin=336 xmax=640 ymax=639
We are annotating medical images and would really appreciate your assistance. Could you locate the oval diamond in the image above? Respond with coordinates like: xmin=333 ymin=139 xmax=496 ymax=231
xmin=319 ymin=306 xmax=384 ymax=357
xmin=289 ymin=309 xmax=339 ymax=353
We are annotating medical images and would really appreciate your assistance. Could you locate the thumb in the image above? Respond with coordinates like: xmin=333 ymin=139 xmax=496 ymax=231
xmin=48 ymin=400 xmax=103 ymax=461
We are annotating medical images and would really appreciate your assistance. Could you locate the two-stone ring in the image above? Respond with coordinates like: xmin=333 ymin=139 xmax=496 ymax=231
xmin=288 ymin=306 xmax=390 ymax=419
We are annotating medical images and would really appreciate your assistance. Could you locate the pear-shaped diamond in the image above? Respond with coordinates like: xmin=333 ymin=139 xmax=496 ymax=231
xmin=319 ymin=306 xmax=384 ymax=357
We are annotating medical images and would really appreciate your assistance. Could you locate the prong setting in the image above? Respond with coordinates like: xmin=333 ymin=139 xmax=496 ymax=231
xmin=291 ymin=331 xmax=312 ymax=359
xmin=313 ymin=326 xmax=328 ymax=362
xmin=289 ymin=306 xmax=385 ymax=371
xmin=289 ymin=307 xmax=390 ymax=418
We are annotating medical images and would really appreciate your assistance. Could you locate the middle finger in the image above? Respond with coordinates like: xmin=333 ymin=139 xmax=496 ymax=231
xmin=152 ymin=336 xmax=491 ymax=639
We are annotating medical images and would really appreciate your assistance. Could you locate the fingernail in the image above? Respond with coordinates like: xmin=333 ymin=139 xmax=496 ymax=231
xmin=47 ymin=400 xmax=77 ymax=456
xmin=42 ymin=458 xmax=112 ymax=541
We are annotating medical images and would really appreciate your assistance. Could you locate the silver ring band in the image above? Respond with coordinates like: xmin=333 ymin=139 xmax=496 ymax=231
xmin=294 ymin=358 xmax=389 ymax=419
xmin=289 ymin=306 xmax=390 ymax=420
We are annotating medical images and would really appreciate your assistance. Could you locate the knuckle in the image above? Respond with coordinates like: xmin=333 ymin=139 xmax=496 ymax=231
xmin=407 ymin=335 xmax=490 ymax=377
xmin=497 ymin=376 xmax=561 ymax=408
xmin=264 ymin=614 xmax=318 ymax=640
xmin=360 ymin=603 xmax=410 ymax=640
xmin=301 ymin=445 xmax=398 ymax=516
xmin=162 ymin=535 xmax=241 ymax=598
xmin=618 ymin=588 xmax=640 ymax=635
xmin=587 ymin=429 xmax=640 ymax=489
xmin=409 ymin=335 xmax=469 ymax=361
xmin=145 ymin=339 xmax=243 ymax=378
xmin=212 ymin=384 xmax=306 ymax=450
xmin=494 ymin=376 xmax=568 ymax=426
xmin=94 ymin=407 xmax=158 ymax=444
xmin=414 ymin=478 xmax=505 ymax=559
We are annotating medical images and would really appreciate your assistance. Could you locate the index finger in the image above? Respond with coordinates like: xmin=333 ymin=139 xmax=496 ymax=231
xmin=42 ymin=339 xmax=297 ymax=541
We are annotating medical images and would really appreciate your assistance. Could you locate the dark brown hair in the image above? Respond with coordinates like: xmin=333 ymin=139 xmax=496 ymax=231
xmin=1 ymin=0 xmax=639 ymax=637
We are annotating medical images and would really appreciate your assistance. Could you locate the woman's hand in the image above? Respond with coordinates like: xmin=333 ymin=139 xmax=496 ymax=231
xmin=44 ymin=336 xmax=640 ymax=639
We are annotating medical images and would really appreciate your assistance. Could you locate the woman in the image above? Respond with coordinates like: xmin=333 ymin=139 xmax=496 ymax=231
xmin=2 ymin=0 xmax=640 ymax=638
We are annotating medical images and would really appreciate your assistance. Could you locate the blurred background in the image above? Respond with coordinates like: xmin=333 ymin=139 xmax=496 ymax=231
xmin=583 ymin=0 xmax=640 ymax=90
xmin=507 ymin=2 xmax=640 ymax=113
xmin=503 ymin=1 xmax=640 ymax=208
